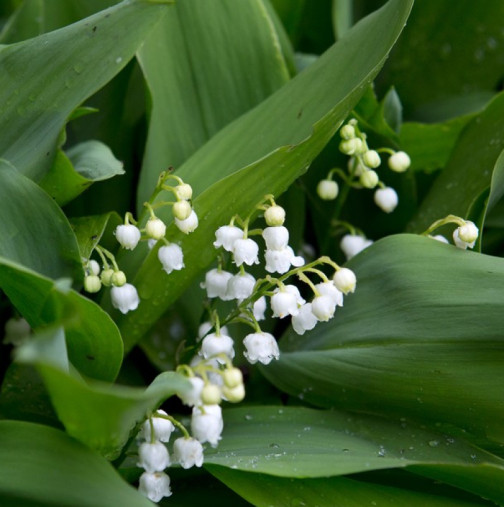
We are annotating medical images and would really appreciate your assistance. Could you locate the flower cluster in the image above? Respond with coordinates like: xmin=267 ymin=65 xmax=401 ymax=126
xmin=317 ymin=119 xmax=410 ymax=214
xmin=423 ymin=215 xmax=479 ymax=250
xmin=81 ymin=171 xmax=198 ymax=314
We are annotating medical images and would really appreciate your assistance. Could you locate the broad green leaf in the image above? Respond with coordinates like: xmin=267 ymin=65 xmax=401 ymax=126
xmin=0 ymin=420 xmax=151 ymax=507
xmin=16 ymin=326 xmax=191 ymax=460
xmin=0 ymin=257 xmax=123 ymax=381
xmin=39 ymin=141 xmax=124 ymax=206
xmin=136 ymin=0 xmax=291 ymax=207
xmin=376 ymin=0 xmax=504 ymax=121
xmin=408 ymin=91 xmax=504 ymax=233
xmin=262 ymin=235 xmax=504 ymax=446
xmin=209 ymin=467 xmax=491 ymax=507
xmin=0 ymin=160 xmax=81 ymax=280
xmin=114 ymin=0 xmax=414 ymax=352
xmin=204 ymin=406 xmax=504 ymax=503
xmin=0 ymin=0 xmax=171 ymax=180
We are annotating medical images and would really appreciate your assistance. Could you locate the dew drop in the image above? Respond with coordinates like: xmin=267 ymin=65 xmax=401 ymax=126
xmin=428 ymin=440 xmax=439 ymax=447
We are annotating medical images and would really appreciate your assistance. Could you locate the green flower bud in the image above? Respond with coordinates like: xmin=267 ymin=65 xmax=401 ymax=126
xmin=111 ymin=270 xmax=127 ymax=287
xmin=84 ymin=275 xmax=102 ymax=293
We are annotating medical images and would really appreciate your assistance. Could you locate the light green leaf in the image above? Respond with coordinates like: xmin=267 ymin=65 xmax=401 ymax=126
xmin=115 ymin=0 xmax=414 ymax=352
xmin=136 ymin=0 xmax=291 ymax=207
xmin=0 ymin=0 xmax=171 ymax=180
xmin=16 ymin=326 xmax=191 ymax=460
xmin=263 ymin=235 xmax=504 ymax=446
xmin=209 ymin=468 xmax=491 ymax=507
xmin=0 ymin=257 xmax=123 ymax=381
xmin=0 ymin=420 xmax=152 ymax=507
xmin=0 ymin=160 xmax=81 ymax=280
xmin=39 ymin=141 xmax=124 ymax=206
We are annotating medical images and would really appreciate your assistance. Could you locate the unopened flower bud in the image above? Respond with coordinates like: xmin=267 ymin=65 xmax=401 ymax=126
xmin=201 ymin=384 xmax=222 ymax=405
xmin=374 ymin=187 xmax=398 ymax=213
xmin=87 ymin=259 xmax=100 ymax=276
xmin=223 ymin=367 xmax=243 ymax=388
xmin=111 ymin=270 xmax=127 ymax=287
xmin=333 ymin=268 xmax=356 ymax=294
xmin=222 ymin=383 xmax=245 ymax=402
xmin=359 ymin=170 xmax=379 ymax=189
xmin=388 ymin=151 xmax=411 ymax=172
xmin=84 ymin=275 xmax=101 ymax=293
xmin=146 ymin=217 xmax=166 ymax=240
xmin=458 ymin=221 xmax=479 ymax=243
xmin=363 ymin=150 xmax=381 ymax=168
xmin=317 ymin=179 xmax=338 ymax=200
xmin=264 ymin=205 xmax=286 ymax=226
xmin=340 ymin=138 xmax=362 ymax=155
xmin=175 ymin=183 xmax=193 ymax=201
xmin=340 ymin=124 xmax=355 ymax=139
xmin=100 ymin=268 xmax=114 ymax=286
xmin=173 ymin=200 xmax=192 ymax=221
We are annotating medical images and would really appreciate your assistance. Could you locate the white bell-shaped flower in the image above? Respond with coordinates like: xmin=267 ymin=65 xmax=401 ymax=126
xmin=292 ymin=303 xmax=318 ymax=335
xmin=115 ymin=224 xmax=141 ymax=250
xmin=311 ymin=295 xmax=337 ymax=322
xmin=333 ymin=268 xmax=356 ymax=295
xmin=198 ymin=322 xmax=229 ymax=339
xmin=374 ymin=187 xmax=398 ymax=213
xmin=140 ymin=410 xmax=175 ymax=443
xmin=283 ymin=284 xmax=305 ymax=306
xmin=243 ymin=332 xmax=279 ymax=365
xmin=317 ymin=179 xmax=338 ymax=200
xmin=138 ymin=471 xmax=172 ymax=502
xmin=173 ymin=437 xmax=204 ymax=469
xmin=457 ymin=221 xmax=479 ymax=244
xmin=265 ymin=246 xmax=305 ymax=274
xmin=253 ymin=296 xmax=267 ymax=321
xmin=200 ymin=332 xmax=235 ymax=361
xmin=271 ymin=290 xmax=299 ymax=318
xmin=388 ymin=151 xmax=411 ymax=172
xmin=175 ymin=210 xmax=199 ymax=234
xmin=262 ymin=226 xmax=289 ymax=251
xmin=110 ymin=283 xmax=139 ymax=314
xmin=340 ymin=234 xmax=373 ymax=260
xmin=158 ymin=244 xmax=184 ymax=274
xmin=213 ymin=225 xmax=244 ymax=251
xmin=201 ymin=269 xmax=233 ymax=300
xmin=179 ymin=376 xmax=205 ymax=407
xmin=233 ymin=238 xmax=259 ymax=266
xmin=191 ymin=404 xmax=223 ymax=447
xmin=226 ymin=272 xmax=255 ymax=301
xmin=315 ymin=282 xmax=343 ymax=307
xmin=137 ymin=441 xmax=170 ymax=473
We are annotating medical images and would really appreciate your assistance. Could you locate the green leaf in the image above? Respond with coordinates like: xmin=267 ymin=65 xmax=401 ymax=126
xmin=39 ymin=141 xmax=124 ymax=206
xmin=0 ymin=257 xmax=123 ymax=381
xmin=0 ymin=420 xmax=152 ymax=507
xmin=0 ymin=160 xmax=82 ymax=280
xmin=204 ymin=406 xmax=504 ymax=504
xmin=209 ymin=468 xmax=491 ymax=507
xmin=115 ymin=0 xmax=414 ymax=352
xmin=262 ymin=235 xmax=504 ymax=446
xmin=408 ymin=91 xmax=504 ymax=233
xmin=136 ymin=0 xmax=291 ymax=207
xmin=16 ymin=326 xmax=191 ymax=460
xmin=0 ymin=0 xmax=171 ymax=180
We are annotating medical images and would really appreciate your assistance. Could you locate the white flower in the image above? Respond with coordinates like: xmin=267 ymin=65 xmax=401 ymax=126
xmin=333 ymin=268 xmax=356 ymax=295
xmin=145 ymin=217 xmax=166 ymax=240
xmin=198 ymin=322 xmax=229 ymax=339
xmin=363 ymin=150 xmax=381 ymax=168
xmin=311 ymin=295 xmax=337 ymax=322
xmin=140 ymin=410 xmax=175 ymax=443
xmin=179 ymin=376 xmax=205 ymax=407
xmin=175 ymin=210 xmax=199 ymax=234
xmin=191 ymin=404 xmax=223 ymax=447
xmin=453 ymin=221 xmax=479 ymax=250
xmin=243 ymin=332 xmax=279 ymax=365
xmin=264 ymin=205 xmax=286 ymax=226
xmin=253 ymin=296 xmax=267 ymax=321
xmin=201 ymin=332 xmax=235 ymax=361
xmin=292 ymin=303 xmax=318 ymax=335
xmin=315 ymin=282 xmax=343 ymax=307
xmin=233 ymin=238 xmax=259 ymax=266
xmin=265 ymin=246 xmax=305 ymax=274
xmin=158 ymin=244 xmax=184 ymax=274
xmin=271 ymin=290 xmax=299 ymax=318
xmin=226 ymin=272 xmax=255 ymax=301
xmin=138 ymin=472 xmax=172 ymax=502
xmin=115 ymin=224 xmax=141 ymax=250
xmin=173 ymin=437 xmax=204 ymax=469
xmin=431 ymin=234 xmax=449 ymax=243
xmin=137 ymin=441 xmax=170 ymax=472
xmin=283 ymin=284 xmax=306 ymax=306
xmin=317 ymin=179 xmax=338 ymax=200
xmin=110 ymin=283 xmax=139 ymax=314
xmin=201 ymin=269 xmax=233 ymax=300
xmin=374 ymin=187 xmax=398 ymax=213
xmin=388 ymin=151 xmax=411 ymax=172
xmin=262 ymin=226 xmax=289 ymax=250
xmin=340 ymin=234 xmax=373 ymax=260
xmin=213 ymin=225 xmax=244 ymax=251
xmin=3 ymin=317 xmax=30 ymax=346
